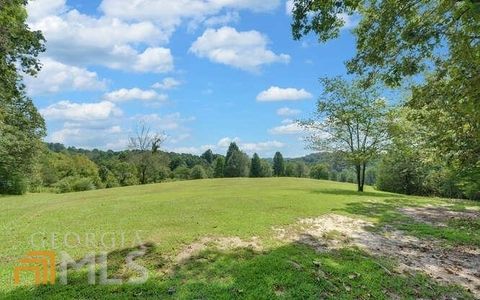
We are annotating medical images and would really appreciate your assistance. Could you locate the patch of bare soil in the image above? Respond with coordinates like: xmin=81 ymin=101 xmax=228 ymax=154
xmin=399 ymin=205 xmax=480 ymax=226
xmin=274 ymin=213 xmax=480 ymax=297
xmin=174 ymin=236 xmax=262 ymax=264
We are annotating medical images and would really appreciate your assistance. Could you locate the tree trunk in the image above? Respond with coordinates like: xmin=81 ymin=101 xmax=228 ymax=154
xmin=355 ymin=164 xmax=362 ymax=192
xmin=360 ymin=162 xmax=367 ymax=192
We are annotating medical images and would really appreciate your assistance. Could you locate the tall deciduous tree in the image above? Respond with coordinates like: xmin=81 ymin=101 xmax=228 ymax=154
xmin=301 ymin=77 xmax=390 ymax=192
xmin=0 ymin=0 xmax=46 ymax=194
xmin=273 ymin=152 xmax=285 ymax=177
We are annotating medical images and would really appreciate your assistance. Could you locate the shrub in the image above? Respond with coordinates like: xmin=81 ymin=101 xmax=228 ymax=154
xmin=157 ymin=166 xmax=172 ymax=182
xmin=53 ymin=176 xmax=95 ymax=193
xmin=174 ymin=166 xmax=191 ymax=180
xmin=0 ymin=173 xmax=28 ymax=195
xmin=190 ymin=165 xmax=207 ymax=180
xmin=260 ymin=160 xmax=273 ymax=177
xmin=104 ymin=172 xmax=120 ymax=188
xmin=376 ymin=150 xmax=427 ymax=195
xmin=285 ymin=162 xmax=296 ymax=177
xmin=425 ymin=168 xmax=463 ymax=199
xmin=309 ymin=164 xmax=329 ymax=180
xmin=329 ymin=171 xmax=338 ymax=181
xmin=295 ymin=162 xmax=309 ymax=178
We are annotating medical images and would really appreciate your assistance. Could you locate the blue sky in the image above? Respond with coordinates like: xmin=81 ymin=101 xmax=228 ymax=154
xmin=25 ymin=0 xmax=357 ymax=158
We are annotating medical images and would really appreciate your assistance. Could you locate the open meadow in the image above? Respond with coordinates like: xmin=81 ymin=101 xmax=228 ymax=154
xmin=1 ymin=178 xmax=479 ymax=299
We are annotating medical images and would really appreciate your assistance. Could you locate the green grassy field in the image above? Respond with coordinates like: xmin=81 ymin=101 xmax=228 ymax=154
xmin=1 ymin=178 xmax=478 ymax=299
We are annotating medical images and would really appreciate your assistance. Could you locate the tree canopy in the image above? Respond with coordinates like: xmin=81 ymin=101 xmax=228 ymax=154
xmin=291 ymin=0 xmax=480 ymax=196
xmin=0 ymin=0 xmax=46 ymax=194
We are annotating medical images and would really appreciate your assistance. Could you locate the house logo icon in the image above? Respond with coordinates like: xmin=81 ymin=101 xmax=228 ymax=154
xmin=13 ymin=251 xmax=56 ymax=285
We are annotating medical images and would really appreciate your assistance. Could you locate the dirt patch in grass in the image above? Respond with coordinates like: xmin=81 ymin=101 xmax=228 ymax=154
xmin=275 ymin=213 xmax=480 ymax=297
xmin=175 ymin=236 xmax=263 ymax=264
xmin=399 ymin=205 xmax=480 ymax=227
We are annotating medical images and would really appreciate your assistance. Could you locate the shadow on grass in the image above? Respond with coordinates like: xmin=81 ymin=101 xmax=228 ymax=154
xmin=338 ymin=200 xmax=480 ymax=247
xmin=311 ymin=189 xmax=405 ymax=199
xmin=2 ymin=240 xmax=472 ymax=299
xmin=338 ymin=199 xmax=415 ymax=220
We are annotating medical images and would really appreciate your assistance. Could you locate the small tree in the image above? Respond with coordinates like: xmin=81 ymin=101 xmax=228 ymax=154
xmin=174 ymin=166 xmax=191 ymax=180
xmin=260 ymin=160 xmax=273 ymax=177
xmin=295 ymin=161 xmax=308 ymax=178
xmin=224 ymin=146 xmax=249 ymax=178
xmin=310 ymin=164 xmax=329 ymax=180
xmin=225 ymin=142 xmax=240 ymax=163
xmin=128 ymin=123 xmax=166 ymax=184
xmin=273 ymin=152 xmax=285 ymax=177
xmin=213 ymin=157 xmax=225 ymax=178
xmin=285 ymin=162 xmax=295 ymax=177
xmin=190 ymin=165 xmax=207 ymax=180
xmin=301 ymin=77 xmax=390 ymax=192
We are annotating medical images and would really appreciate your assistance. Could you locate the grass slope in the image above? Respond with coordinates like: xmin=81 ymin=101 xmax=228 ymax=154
xmin=1 ymin=178 xmax=477 ymax=299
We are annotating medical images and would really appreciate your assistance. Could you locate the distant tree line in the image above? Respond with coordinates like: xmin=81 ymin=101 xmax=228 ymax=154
xmin=22 ymin=141 xmax=371 ymax=194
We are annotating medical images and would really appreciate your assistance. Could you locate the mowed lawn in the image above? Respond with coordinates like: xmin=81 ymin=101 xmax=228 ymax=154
xmin=1 ymin=178 xmax=478 ymax=299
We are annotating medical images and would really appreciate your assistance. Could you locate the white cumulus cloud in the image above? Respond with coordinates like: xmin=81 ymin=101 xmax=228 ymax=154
xmin=40 ymin=101 xmax=122 ymax=122
xmin=269 ymin=122 xmax=305 ymax=135
xmin=190 ymin=26 xmax=290 ymax=72
xmin=257 ymin=86 xmax=313 ymax=102
xmin=277 ymin=107 xmax=301 ymax=117
xmin=104 ymin=88 xmax=167 ymax=102
xmin=25 ymin=58 xmax=106 ymax=95
xmin=27 ymin=1 xmax=174 ymax=73
xmin=204 ymin=11 xmax=240 ymax=27
xmin=152 ymin=77 xmax=182 ymax=90
xmin=215 ymin=137 xmax=284 ymax=155
xmin=100 ymin=0 xmax=280 ymax=25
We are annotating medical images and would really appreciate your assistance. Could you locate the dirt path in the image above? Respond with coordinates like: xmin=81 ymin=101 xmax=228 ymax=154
xmin=274 ymin=211 xmax=480 ymax=297
xmin=169 ymin=205 xmax=479 ymax=297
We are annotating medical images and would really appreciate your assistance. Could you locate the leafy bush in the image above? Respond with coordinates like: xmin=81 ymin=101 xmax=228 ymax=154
xmin=190 ymin=165 xmax=207 ymax=180
xmin=376 ymin=151 xmax=427 ymax=195
xmin=0 ymin=173 xmax=28 ymax=195
xmin=425 ymin=168 xmax=463 ymax=199
xmin=339 ymin=172 xmax=347 ymax=182
xmin=174 ymin=166 xmax=191 ymax=180
xmin=53 ymin=176 xmax=96 ymax=193
xmin=309 ymin=164 xmax=329 ymax=180
xmin=260 ymin=160 xmax=273 ymax=177
xmin=329 ymin=171 xmax=338 ymax=181
xmin=157 ymin=166 xmax=172 ymax=182
xmin=104 ymin=172 xmax=120 ymax=188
